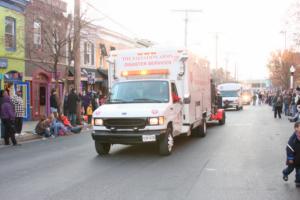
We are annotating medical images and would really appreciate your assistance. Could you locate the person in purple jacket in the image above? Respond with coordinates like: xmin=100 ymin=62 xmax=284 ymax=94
xmin=0 ymin=95 xmax=18 ymax=145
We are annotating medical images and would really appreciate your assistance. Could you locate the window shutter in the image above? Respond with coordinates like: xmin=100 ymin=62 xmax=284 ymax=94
xmin=84 ymin=42 xmax=87 ymax=64
xmin=91 ymin=43 xmax=94 ymax=65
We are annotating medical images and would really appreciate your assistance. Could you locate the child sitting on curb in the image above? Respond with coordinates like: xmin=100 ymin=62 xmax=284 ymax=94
xmin=58 ymin=113 xmax=82 ymax=134
xmin=50 ymin=113 xmax=70 ymax=137
xmin=282 ymin=121 xmax=300 ymax=187
xmin=35 ymin=115 xmax=52 ymax=138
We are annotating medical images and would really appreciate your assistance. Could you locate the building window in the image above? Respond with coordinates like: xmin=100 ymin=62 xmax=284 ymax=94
xmin=5 ymin=17 xmax=16 ymax=51
xmin=84 ymin=42 xmax=94 ymax=65
xmin=33 ymin=20 xmax=42 ymax=48
xmin=99 ymin=44 xmax=108 ymax=69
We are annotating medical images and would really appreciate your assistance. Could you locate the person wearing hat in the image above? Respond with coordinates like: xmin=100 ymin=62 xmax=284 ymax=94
xmin=50 ymin=89 xmax=59 ymax=113
xmin=11 ymin=90 xmax=24 ymax=135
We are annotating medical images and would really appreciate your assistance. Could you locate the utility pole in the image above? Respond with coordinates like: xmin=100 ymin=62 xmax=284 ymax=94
xmin=172 ymin=9 xmax=202 ymax=48
xmin=215 ymin=33 xmax=219 ymax=69
xmin=74 ymin=0 xmax=81 ymax=122
xmin=234 ymin=63 xmax=237 ymax=81
xmin=225 ymin=57 xmax=229 ymax=82
xmin=280 ymin=30 xmax=287 ymax=50
xmin=74 ymin=0 xmax=81 ymax=93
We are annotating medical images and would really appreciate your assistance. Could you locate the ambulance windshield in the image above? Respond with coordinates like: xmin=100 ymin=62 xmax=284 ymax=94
xmin=220 ymin=90 xmax=239 ymax=97
xmin=109 ymin=81 xmax=169 ymax=103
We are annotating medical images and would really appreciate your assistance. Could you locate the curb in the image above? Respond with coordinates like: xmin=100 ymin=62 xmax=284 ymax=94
xmin=0 ymin=125 xmax=92 ymax=145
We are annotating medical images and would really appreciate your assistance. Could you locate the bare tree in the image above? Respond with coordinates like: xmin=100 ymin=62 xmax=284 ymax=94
xmin=211 ymin=68 xmax=235 ymax=85
xmin=25 ymin=0 xmax=70 ymax=89
xmin=25 ymin=0 xmax=92 ymax=111
xmin=267 ymin=50 xmax=300 ymax=89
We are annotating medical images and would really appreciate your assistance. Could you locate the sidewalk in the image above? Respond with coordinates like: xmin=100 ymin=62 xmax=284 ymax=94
xmin=0 ymin=121 xmax=40 ymax=145
xmin=0 ymin=121 xmax=91 ymax=145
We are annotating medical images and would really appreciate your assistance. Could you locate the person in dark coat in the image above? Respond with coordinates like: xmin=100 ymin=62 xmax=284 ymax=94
xmin=282 ymin=122 xmax=300 ymax=187
xmin=50 ymin=89 xmax=59 ymax=113
xmin=67 ymin=88 xmax=80 ymax=126
xmin=273 ymin=91 xmax=283 ymax=119
xmin=63 ymin=92 xmax=69 ymax=116
xmin=82 ymin=91 xmax=91 ymax=114
xmin=0 ymin=95 xmax=18 ymax=145
xmin=0 ymin=90 xmax=6 ymax=139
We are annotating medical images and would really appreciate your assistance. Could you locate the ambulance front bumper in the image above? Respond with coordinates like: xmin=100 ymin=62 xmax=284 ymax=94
xmin=91 ymin=129 xmax=167 ymax=144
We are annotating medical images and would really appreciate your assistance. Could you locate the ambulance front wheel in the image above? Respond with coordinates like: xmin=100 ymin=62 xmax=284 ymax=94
xmin=95 ymin=141 xmax=111 ymax=155
xmin=159 ymin=125 xmax=174 ymax=156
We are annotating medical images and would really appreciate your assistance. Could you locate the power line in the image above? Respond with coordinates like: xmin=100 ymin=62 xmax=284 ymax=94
xmin=83 ymin=1 xmax=139 ymax=38
xmin=171 ymin=9 xmax=202 ymax=48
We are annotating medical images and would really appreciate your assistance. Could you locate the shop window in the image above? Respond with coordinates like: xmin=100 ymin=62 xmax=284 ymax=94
xmin=100 ymin=43 xmax=107 ymax=56
xmin=99 ymin=44 xmax=108 ymax=69
xmin=5 ymin=17 xmax=16 ymax=51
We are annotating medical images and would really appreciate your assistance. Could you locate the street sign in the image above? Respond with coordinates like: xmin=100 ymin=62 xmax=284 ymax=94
xmin=0 ymin=58 xmax=8 ymax=69
xmin=88 ymin=72 xmax=95 ymax=84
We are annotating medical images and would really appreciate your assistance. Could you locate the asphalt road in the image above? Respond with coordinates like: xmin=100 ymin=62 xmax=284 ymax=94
xmin=0 ymin=105 xmax=299 ymax=200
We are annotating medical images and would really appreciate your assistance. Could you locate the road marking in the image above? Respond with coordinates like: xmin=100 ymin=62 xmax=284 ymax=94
xmin=226 ymin=123 xmax=253 ymax=127
xmin=205 ymin=168 xmax=217 ymax=171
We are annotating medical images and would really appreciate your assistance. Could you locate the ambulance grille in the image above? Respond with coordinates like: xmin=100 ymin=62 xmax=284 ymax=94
xmin=103 ymin=118 xmax=147 ymax=129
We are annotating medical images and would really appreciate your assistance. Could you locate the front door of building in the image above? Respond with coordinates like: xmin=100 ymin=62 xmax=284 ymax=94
xmin=39 ymin=84 xmax=47 ymax=117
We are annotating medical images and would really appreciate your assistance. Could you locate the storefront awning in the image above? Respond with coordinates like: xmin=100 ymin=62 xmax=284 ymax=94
xmin=68 ymin=67 xmax=107 ymax=82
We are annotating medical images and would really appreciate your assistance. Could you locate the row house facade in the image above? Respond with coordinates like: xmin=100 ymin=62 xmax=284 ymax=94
xmin=3 ymin=0 xmax=152 ymax=120
xmin=0 ymin=0 xmax=29 ymax=119
xmin=70 ymin=24 xmax=151 ymax=95
xmin=24 ymin=0 xmax=68 ymax=119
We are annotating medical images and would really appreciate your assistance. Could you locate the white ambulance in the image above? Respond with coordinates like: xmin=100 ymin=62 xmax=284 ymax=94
xmin=217 ymin=83 xmax=243 ymax=110
xmin=92 ymin=48 xmax=224 ymax=155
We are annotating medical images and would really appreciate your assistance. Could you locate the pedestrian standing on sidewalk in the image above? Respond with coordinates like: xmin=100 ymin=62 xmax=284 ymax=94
xmin=252 ymin=93 xmax=257 ymax=106
xmin=67 ymin=88 xmax=80 ymax=126
xmin=0 ymin=95 xmax=18 ymax=146
xmin=291 ymin=93 xmax=297 ymax=117
xmin=63 ymin=92 xmax=69 ymax=116
xmin=82 ymin=90 xmax=91 ymax=115
xmin=283 ymin=92 xmax=290 ymax=116
xmin=0 ymin=90 xmax=6 ymax=139
xmin=86 ymin=103 xmax=93 ymax=124
xmin=273 ymin=91 xmax=283 ymax=119
xmin=282 ymin=121 xmax=300 ymax=187
xmin=11 ymin=90 xmax=24 ymax=135
xmin=50 ymin=89 xmax=59 ymax=113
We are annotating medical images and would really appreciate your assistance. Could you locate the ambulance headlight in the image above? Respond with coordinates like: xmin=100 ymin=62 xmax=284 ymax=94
xmin=94 ymin=118 xmax=103 ymax=126
xmin=148 ymin=117 xmax=164 ymax=125
xmin=242 ymin=95 xmax=249 ymax=101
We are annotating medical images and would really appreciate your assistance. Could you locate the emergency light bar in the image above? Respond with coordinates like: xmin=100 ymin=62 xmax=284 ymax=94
xmin=121 ymin=69 xmax=169 ymax=77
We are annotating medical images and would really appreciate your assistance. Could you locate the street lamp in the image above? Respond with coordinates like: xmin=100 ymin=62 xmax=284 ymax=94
xmin=290 ymin=65 xmax=296 ymax=89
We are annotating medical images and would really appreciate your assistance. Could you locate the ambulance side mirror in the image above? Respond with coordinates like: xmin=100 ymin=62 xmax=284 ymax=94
xmin=178 ymin=53 xmax=188 ymax=76
xmin=183 ymin=94 xmax=191 ymax=104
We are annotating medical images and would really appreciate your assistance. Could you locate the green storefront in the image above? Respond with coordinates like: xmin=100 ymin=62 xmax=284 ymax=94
xmin=0 ymin=0 xmax=30 ymax=137
xmin=0 ymin=1 xmax=27 ymax=89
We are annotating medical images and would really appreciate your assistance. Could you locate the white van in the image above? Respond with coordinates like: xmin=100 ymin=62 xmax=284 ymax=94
xmin=92 ymin=48 xmax=224 ymax=155
xmin=217 ymin=83 xmax=243 ymax=110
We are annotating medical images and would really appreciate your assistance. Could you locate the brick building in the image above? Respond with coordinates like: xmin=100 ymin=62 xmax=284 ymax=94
xmin=24 ymin=0 xmax=68 ymax=119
